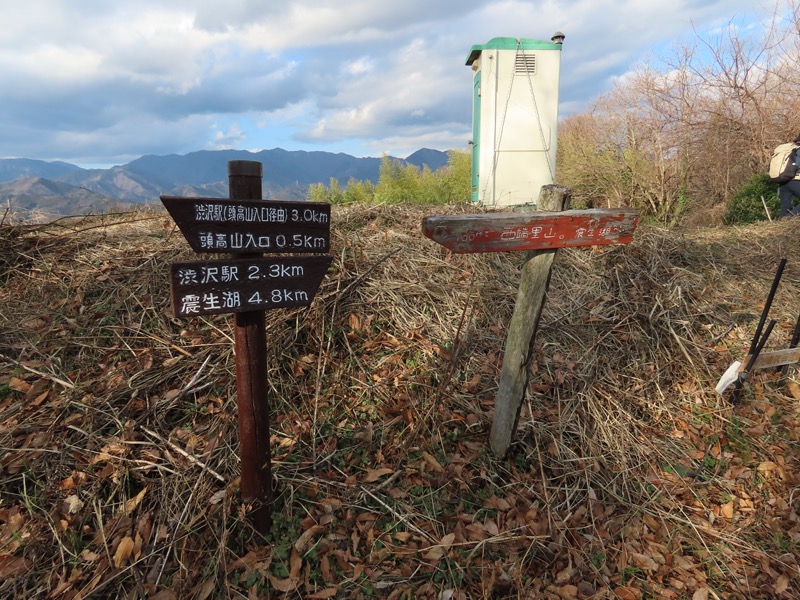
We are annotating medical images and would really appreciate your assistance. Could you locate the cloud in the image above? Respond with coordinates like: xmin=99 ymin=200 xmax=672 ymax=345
xmin=0 ymin=0 xmax=764 ymax=165
xmin=211 ymin=122 xmax=246 ymax=149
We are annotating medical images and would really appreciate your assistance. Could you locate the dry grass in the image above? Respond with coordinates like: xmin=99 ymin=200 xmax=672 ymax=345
xmin=1 ymin=205 xmax=800 ymax=599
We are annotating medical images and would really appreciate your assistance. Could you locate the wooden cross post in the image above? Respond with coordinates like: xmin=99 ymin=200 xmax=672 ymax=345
xmin=491 ymin=186 xmax=569 ymax=458
xmin=161 ymin=160 xmax=332 ymax=533
xmin=423 ymin=185 xmax=638 ymax=458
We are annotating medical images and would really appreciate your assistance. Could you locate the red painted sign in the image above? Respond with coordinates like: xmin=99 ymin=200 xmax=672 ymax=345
xmin=422 ymin=208 xmax=638 ymax=254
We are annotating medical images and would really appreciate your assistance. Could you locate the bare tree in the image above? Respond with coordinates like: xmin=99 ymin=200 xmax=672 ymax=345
xmin=557 ymin=0 xmax=800 ymax=223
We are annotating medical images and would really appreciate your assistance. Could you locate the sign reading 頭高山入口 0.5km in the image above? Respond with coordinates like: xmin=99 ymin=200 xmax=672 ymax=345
xmin=161 ymin=196 xmax=330 ymax=254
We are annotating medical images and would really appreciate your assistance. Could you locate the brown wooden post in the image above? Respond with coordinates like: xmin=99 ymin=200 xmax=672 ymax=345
xmin=489 ymin=184 xmax=571 ymax=457
xmin=228 ymin=160 xmax=272 ymax=532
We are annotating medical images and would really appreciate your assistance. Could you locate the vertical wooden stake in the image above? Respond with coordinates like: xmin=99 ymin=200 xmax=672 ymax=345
xmin=228 ymin=160 xmax=273 ymax=533
xmin=490 ymin=185 xmax=571 ymax=458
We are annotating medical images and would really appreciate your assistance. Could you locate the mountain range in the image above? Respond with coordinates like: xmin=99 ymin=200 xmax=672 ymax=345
xmin=0 ymin=148 xmax=450 ymax=220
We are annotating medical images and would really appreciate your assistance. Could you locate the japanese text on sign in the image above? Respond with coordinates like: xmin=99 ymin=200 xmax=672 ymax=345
xmin=178 ymin=289 xmax=311 ymax=315
xmin=496 ymin=223 xmax=621 ymax=242
xmin=422 ymin=208 xmax=638 ymax=254
xmin=193 ymin=203 xmax=328 ymax=224
xmin=160 ymin=196 xmax=331 ymax=255
xmin=195 ymin=232 xmax=328 ymax=251
xmin=169 ymin=256 xmax=332 ymax=317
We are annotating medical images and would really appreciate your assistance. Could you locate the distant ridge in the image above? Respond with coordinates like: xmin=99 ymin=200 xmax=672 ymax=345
xmin=405 ymin=148 xmax=449 ymax=171
xmin=0 ymin=147 xmax=451 ymax=218
xmin=0 ymin=158 xmax=82 ymax=182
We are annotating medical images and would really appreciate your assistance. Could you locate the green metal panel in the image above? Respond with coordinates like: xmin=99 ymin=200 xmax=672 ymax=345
xmin=471 ymin=71 xmax=481 ymax=202
xmin=466 ymin=37 xmax=561 ymax=66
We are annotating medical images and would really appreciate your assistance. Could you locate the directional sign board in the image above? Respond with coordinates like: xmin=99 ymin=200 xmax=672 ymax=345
xmin=161 ymin=196 xmax=330 ymax=254
xmin=170 ymin=255 xmax=332 ymax=316
xmin=422 ymin=208 xmax=638 ymax=254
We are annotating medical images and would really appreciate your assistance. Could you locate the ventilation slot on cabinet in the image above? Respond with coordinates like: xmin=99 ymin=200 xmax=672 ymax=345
xmin=514 ymin=54 xmax=536 ymax=75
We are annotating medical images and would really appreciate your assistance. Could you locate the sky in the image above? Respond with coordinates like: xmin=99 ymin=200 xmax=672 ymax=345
xmin=0 ymin=0 xmax=767 ymax=168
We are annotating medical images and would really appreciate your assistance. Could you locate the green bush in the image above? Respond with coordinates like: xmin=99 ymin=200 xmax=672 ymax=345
xmin=723 ymin=175 xmax=780 ymax=225
xmin=307 ymin=151 xmax=471 ymax=206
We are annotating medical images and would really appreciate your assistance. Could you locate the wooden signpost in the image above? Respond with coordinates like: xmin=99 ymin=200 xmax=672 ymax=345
xmin=423 ymin=186 xmax=639 ymax=458
xmin=422 ymin=208 xmax=638 ymax=254
xmin=162 ymin=161 xmax=331 ymax=532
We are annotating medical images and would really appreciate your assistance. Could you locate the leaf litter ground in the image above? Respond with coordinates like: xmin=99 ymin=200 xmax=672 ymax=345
xmin=1 ymin=206 xmax=800 ymax=599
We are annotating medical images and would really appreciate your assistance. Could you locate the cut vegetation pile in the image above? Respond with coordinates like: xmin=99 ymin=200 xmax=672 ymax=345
xmin=1 ymin=205 xmax=800 ymax=599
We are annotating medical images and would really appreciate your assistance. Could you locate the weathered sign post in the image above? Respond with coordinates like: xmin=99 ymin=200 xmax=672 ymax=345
xmin=162 ymin=161 xmax=331 ymax=532
xmin=423 ymin=185 xmax=638 ymax=457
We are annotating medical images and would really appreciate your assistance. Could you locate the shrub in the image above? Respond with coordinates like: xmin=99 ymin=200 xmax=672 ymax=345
xmin=307 ymin=151 xmax=471 ymax=206
xmin=723 ymin=175 xmax=780 ymax=225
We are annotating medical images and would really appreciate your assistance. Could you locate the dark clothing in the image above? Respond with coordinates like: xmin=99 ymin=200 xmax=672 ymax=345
xmin=778 ymin=179 xmax=800 ymax=218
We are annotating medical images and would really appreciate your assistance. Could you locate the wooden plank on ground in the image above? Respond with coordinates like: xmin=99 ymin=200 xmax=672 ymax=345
xmin=739 ymin=348 xmax=800 ymax=371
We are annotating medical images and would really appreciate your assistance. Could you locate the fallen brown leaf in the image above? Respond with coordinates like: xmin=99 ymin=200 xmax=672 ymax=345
xmin=294 ymin=524 xmax=325 ymax=552
xmin=692 ymin=588 xmax=709 ymax=600
xmin=268 ymin=574 xmax=299 ymax=592
xmin=362 ymin=467 xmax=393 ymax=483
xmin=0 ymin=555 xmax=32 ymax=578
xmin=113 ymin=536 xmax=135 ymax=568
xmin=307 ymin=587 xmax=339 ymax=599
xmin=614 ymin=586 xmax=640 ymax=600
xmin=122 ymin=486 xmax=148 ymax=515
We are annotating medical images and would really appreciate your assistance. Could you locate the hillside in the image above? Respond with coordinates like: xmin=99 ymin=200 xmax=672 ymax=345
xmin=0 ymin=177 xmax=134 ymax=221
xmin=1 ymin=207 xmax=799 ymax=598
xmin=0 ymin=149 xmax=450 ymax=219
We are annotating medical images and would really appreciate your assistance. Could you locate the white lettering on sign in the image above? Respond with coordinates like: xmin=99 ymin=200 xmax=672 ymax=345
xmin=193 ymin=203 xmax=329 ymax=224
xmin=247 ymin=264 xmax=305 ymax=280
xmin=172 ymin=258 xmax=328 ymax=316
xmin=177 ymin=268 xmax=199 ymax=285
xmin=453 ymin=229 xmax=491 ymax=243
xmin=529 ymin=226 xmax=558 ymax=239
xmin=180 ymin=294 xmax=201 ymax=314
xmin=197 ymin=232 xmax=327 ymax=251
xmin=221 ymin=266 xmax=239 ymax=282
xmin=245 ymin=290 xmax=310 ymax=307
xmin=178 ymin=288 xmax=311 ymax=314
xmin=222 ymin=291 xmax=240 ymax=308
xmin=178 ymin=291 xmax=242 ymax=314
xmin=500 ymin=224 xmax=631 ymax=241
xmin=291 ymin=208 xmax=329 ymax=224
xmin=195 ymin=204 xmax=288 ymax=223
